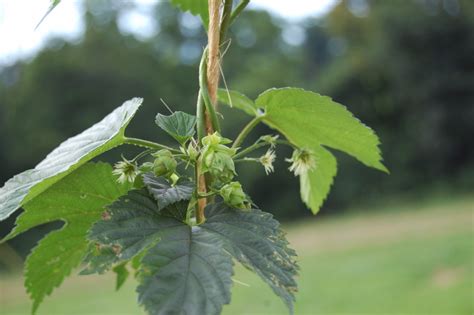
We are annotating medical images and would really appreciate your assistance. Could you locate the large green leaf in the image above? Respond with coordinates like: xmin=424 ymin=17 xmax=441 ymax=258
xmin=256 ymin=88 xmax=387 ymax=172
xmin=137 ymin=224 xmax=234 ymax=315
xmin=143 ymin=173 xmax=194 ymax=210
xmin=217 ymin=88 xmax=259 ymax=116
xmin=256 ymin=88 xmax=386 ymax=172
xmin=202 ymin=203 xmax=299 ymax=313
xmin=155 ymin=111 xmax=196 ymax=144
xmin=87 ymin=189 xmax=298 ymax=314
xmin=88 ymin=190 xmax=234 ymax=315
xmin=88 ymin=189 xmax=166 ymax=261
xmin=299 ymin=146 xmax=337 ymax=214
xmin=0 ymin=97 xmax=142 ymax=221
xmin=1 ymin=163 xmax=130 ymax=314
xmin=170 ymin=0 xmax=209 ymax=27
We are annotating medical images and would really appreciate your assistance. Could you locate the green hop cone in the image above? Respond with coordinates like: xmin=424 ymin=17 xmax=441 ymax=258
xmin=220 ymin=182 xmax=248 ymax=209
xmin=201 ymin=132 xmax=236 ymax=185
xmin=152 ymin=149 xmax=177 ymax=177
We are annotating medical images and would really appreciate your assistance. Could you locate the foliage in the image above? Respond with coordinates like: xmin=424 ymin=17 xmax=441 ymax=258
xmin=1 ymin=163 xmax=130 ymax=313
xmin=0 ymin=1 xmax=389 ymax=314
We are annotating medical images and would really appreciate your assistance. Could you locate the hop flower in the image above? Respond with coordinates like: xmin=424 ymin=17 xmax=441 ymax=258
xmin=286 ymin=149 xmax=316 ymax=176
xmin=260 ymin=134 xmax=279 ymax=148
xmin=112 ymin=159 xmax=138 ymax=184
xmin=259 ymin=149 xmax=276 ymax=175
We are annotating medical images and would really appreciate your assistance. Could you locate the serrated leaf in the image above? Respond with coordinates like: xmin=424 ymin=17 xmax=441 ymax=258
xmin=202 ymin=203 xmax=299 ymax=313
xmin=89 ymin=190 xmax=234 ymax=315
xmin=217 ymin=89 xmax=259 ymax=116
xmin=138 ymin=226 xmax=234 ymax=315
xmin=256 ymin=88 xmax=387 ymax=172
xmin=300 ymin=146 xmax=337 ymax=214
xmin=170 ymin=0 xmax=209 ymax=27
xmin=1 ymin=163 xmax=130 ymax=314
xmin=155 ymin=111 xmax=197 ymax=144
xmin=0 ymin=97 xmax=142 ymax=221
xmin=143 ymin=173 xmax=194 ymax=210
xmin=88 ymin=189 xmax=165 ymax=261
xmin=113 ymin=263 xmax=130 ymax=291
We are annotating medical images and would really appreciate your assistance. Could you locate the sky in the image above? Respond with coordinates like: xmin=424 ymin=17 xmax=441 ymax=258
xmin=0 ymin=0 xmax=337 ymax=67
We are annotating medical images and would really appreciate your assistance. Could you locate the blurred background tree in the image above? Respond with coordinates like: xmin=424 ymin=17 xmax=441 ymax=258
xmin=0 ymin=0 xmax=473 ymax=258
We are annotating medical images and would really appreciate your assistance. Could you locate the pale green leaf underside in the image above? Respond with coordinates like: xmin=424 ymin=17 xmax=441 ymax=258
xmin=0 ymin=97 xmax=142 ymax=221
xmin=217 ymin=88 xmax=259 ymax=116
xmin=170 ymin=0 xmax=209 ymax=27
xmin=299 ymin=146 xmax=337 ymax=214
xmin=155 ymin=111 xmax=196 ymax=144
xmin=256 ymin=88 xmax=387 ymax=172
xmin=3 ymin=163 xmax=130 ymax=314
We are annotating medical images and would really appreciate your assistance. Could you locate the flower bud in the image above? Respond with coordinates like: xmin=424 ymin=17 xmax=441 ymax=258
xmin=152 ymin=149 xmax=177 ymax=177
xmin=186 ymin=142 xmax=199 ymax=161
xmin=220 ymin=182 xmax=247 ymax=209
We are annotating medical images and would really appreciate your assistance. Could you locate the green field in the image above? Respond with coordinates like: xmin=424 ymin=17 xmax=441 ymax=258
xmin=1 ymin=197 xmax=472 ymax=315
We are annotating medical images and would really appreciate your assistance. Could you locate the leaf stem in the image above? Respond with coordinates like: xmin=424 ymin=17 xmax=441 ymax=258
xmin=234 ymin=139 xmax=295 ymax=159
xmin=124 ymin=137 xmax=179 ymax=153
xmin=232 ymin=116 xmax=263 ymax=149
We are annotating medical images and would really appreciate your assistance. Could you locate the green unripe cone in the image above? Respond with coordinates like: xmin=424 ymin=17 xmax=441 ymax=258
xmin=152 ymin=149 xmax=177 ymax=177
xmin=220 ymin=182 xmax=247 ymax=209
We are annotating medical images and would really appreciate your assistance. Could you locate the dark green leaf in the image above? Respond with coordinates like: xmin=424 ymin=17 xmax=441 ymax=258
xmin=89 ymin=190 xmax=234 ymax=315
xmin=143 ymin=173 xmax=194 ymax=210
xmin=202 ymin=203 xmax=299 ymax=313
xmin=155 ymin=111 xmax=197 ymax=144
xmin=0 ymin=98 xmax=142 ymax=221
xmin=137 ymin=226 xmax=234 ymax=315
xmin=88 ymin=189 xmax=165 ymax=261
xmin=170 ymin=0 xmax=209 ymax=27
xmin=1 ymin=163 xmax=130 ymax=314
xmin=217 ymin=88 xmax=259 ymax=116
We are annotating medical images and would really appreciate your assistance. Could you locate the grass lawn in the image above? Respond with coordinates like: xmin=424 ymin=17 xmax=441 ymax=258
xmin=1 ymin=197 xmax=472 ymax=314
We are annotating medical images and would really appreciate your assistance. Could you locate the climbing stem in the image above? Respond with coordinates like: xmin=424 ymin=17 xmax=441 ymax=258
xmin=199 ymin=48 xmax=221 ymax=134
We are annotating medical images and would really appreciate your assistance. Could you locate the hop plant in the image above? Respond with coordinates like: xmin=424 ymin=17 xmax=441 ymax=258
xmin=0 ymin=1 xmax=387 ymax=314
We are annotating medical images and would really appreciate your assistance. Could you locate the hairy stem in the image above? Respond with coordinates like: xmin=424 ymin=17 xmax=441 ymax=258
xmin=232 ymin=116 xmax=263 ymax=149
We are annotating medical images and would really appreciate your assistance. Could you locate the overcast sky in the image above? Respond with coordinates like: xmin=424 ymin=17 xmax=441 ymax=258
xmin=0 ymin=0 xmax=337 ymax=66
